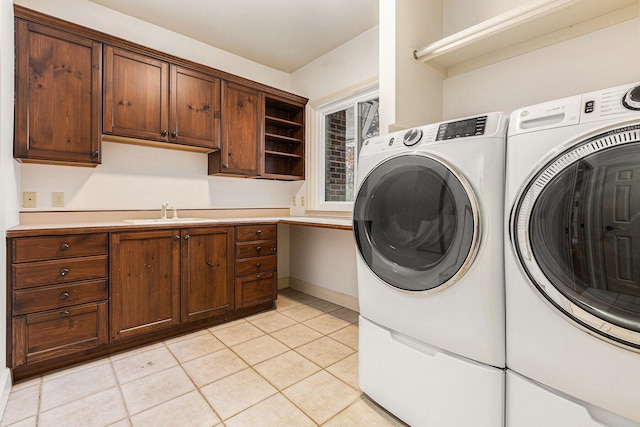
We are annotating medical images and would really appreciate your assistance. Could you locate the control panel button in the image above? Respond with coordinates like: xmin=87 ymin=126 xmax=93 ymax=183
xmin=403 ymin=129 xmax=423 ymax=146
xmin=584 ymin=100 xmax=595 ymax=114
xmin=622 ymin=85 xmax=640 ymax=110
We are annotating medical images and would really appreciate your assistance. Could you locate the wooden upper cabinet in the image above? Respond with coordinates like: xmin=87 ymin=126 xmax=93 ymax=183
xmin=172 ymin=67 xmax=221 ymax=150
xmin=103 ymin=46 xmax=169 ymax=142
xmin=208 ymin=81 xmax=261 ymax=176
xmin=14 ymin=19 xmax=102 ymax=166
xmin=103 ymin=46 xmax=220 ymax=150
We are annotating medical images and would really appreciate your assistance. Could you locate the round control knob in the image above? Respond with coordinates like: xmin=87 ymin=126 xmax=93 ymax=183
xmin=622 ymin=85 xmax=640 ymax=110
xmin=403 ymin=129 xmax=423 ymax=146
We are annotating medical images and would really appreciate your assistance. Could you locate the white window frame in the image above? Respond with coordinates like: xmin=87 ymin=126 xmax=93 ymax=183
xmin=306 ymin=80 xmax=379 ymax=216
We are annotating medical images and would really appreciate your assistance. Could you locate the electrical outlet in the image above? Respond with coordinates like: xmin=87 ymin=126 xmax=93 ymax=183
xmin=23 ymin=191 xmax=36 ymax=208
xmin=292 ymin=196 xmax=296 ymax=206
xmin=301 ymin=196 xmax=305 ymax=206
xmin=52 ymin=192 xmax=65 ymax=207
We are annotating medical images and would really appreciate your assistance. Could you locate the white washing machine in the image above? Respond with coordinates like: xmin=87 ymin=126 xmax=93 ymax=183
xmin=353 ymin=112 xmax=507 ymax=426
xmin=505 ymin=82 xmax=640 ymax=426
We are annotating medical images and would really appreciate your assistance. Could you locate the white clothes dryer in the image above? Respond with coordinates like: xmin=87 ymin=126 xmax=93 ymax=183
xmin=505 ymin=82 xmax=640 ymax=425
xmin=354 ymin=112 xmax=507 ymax=426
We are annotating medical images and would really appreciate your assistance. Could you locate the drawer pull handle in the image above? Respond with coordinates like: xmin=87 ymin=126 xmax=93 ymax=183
xmin=257 ymin=274 xmax=261 ymax=279
xmin=60 ymin=243 xmax=70 ymax=250
xmin=206 ymin=261 xmax=212 ymax=266
xmin=256 ymin=262 xmax=261 ymax=269
xmin=256 ymin=229 xmax=262 ymax=235
xmin=60 ymin=310 xmax=70 ymax=318
xmin=60 ymin=268 xmax=69 ymax=276
xmin=60 ymin=292 xmax=70 ymax=300
xmin=256 ymin=246 xmax=262 ymax=252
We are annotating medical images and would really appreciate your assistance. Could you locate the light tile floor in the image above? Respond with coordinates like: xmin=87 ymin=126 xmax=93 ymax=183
xmin=1 ymin=288 xmax=407 ymax=427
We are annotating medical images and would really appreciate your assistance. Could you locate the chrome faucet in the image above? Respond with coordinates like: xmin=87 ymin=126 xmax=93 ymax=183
xmin=161 ymin=202 xmax=169 ymax=219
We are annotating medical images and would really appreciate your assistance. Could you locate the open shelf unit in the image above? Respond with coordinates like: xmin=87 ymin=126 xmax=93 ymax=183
xmin=262 ymin=95 xmax=306 ymax=180
xmin=413 ymin=0 xmax=638 ymax=78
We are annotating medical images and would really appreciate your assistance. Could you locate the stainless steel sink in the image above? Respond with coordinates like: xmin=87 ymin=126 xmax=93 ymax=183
xmin=123 ymin=217 xmax=218 ymax=225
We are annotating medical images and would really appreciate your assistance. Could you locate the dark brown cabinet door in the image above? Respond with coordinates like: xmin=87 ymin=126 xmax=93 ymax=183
xmin=103 ymin=46 xmax=169 ymax=142
xmin=110 ymin=230 xmax=180 ymax=340
xmin=14 ymin=20 xmax=102 ymax=166
xmin=181 ymin=227 xmax=234 ymax=322
xmin=172 ymin=66 xmax=221 ymax=149
xmin=209 ymin=81 xmax=261 ymax=176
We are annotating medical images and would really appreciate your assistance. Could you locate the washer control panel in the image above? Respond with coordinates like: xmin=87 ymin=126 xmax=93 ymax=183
xmin=359 ymin=112 xmax=504 ymax=158
xmin=436 ymin=116 xmax=487 ymax=141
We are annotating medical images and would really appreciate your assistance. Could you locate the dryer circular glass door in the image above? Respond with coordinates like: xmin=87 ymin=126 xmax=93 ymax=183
xmin=353 ymin=153 xmax=480 ymax=292
xmin=512 ymin=124 xmax=640 ymax=349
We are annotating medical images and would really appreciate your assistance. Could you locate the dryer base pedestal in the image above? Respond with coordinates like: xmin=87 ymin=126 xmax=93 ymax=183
xmin=506 ymin=370 xmax=640 ymax=427
xmin=359 ymin=316 xmax=504 ymax=427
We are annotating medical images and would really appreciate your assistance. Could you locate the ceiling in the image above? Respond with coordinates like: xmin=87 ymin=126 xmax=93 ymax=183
xmin=87 ymin=0 xmax=379 ymax=73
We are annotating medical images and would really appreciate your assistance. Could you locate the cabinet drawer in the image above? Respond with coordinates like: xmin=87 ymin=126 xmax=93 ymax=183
xmin=12 ymin=233 xmax=108 ymax=263
xmin=12 ymin=301 xmax=108 ymax=367
xmin=235 ymin=224 xmax=277 ymax=242
xmin=235 ymin=272 xmax=276 ymax=309
xmin=13 ymin=255 xmax=108 ymax=289
xmin=236 ymin=240 xmax=277 ymax=259
xmin=13 ymin=279 xmax=108 ymax=315
xmin=236 ymin=255 xmax=277 ymax=276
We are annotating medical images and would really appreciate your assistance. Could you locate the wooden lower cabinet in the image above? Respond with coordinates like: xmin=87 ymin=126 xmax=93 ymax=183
xmin=110 ymin=229 xmax=181 ymax=340
xmin=235 ymin=224 xmax=278 ymax=309
xmin=13 ymin=302 xmax=108 ymax=366
xmin=8 ymin=232 xmax=110 ymax=370
xmin=8 ymin=223 xmax=278 ymax=380
xmin=235 ymin=272 xmax=277 ymax=309
xmin=181 ymin=227 xmax=234 ymax=322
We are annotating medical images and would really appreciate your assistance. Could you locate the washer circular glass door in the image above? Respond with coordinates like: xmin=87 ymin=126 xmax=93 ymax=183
xmin=512 ymin=124 xmax=640 ymax=349
xmin=353 ymin=153 xmax=480 ymax=292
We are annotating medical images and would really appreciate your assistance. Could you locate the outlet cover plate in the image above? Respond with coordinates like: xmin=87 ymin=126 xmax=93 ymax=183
xmin=23 ymin=192 xmax=36 ymax=208
xmin=52 ymin=192 xmax=64 ymax=207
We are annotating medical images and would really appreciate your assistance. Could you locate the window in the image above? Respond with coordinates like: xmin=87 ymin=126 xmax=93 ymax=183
xmin=311 ymin=87 xmax=379 ymax=213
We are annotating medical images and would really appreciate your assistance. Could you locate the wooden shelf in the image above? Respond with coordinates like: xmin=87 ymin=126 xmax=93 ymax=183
xmin=265 ymin=132 xmax=303 ymax=144
xmin=265 ymin=150 xmax=302 ymax=159
xmin=265 ymin=115 xmax=302 ymax=128
xmin=414 ymin=0 xmax=639 ymax=78
xmin=262 ymin=95 xmax=306 ymax=180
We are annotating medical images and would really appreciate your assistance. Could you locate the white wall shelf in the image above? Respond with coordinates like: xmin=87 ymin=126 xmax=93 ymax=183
xmin=414 ymin=0 xmax=639 ymax=78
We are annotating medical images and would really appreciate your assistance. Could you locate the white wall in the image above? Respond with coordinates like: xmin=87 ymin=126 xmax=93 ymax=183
xmin=14 ymin=0 xmax=298 ymax=213
xmin=442 ymin=0 xmax=640 ymax=118
xmin=287 ymin=26 xmax=380 ymax=301
xmin=0 ymin=0 xmax=19 ymax=413
xmin=380 ymin=0 xmax=443 ymax=132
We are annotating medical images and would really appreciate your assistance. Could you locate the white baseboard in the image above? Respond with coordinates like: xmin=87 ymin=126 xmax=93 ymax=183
xmin=288 ymin=277 xmax=359 ymax=312
xmin=277 ymin=276 xmax=290 ymax=290
xmin=0 ymin=367 xmax=12 ymax=421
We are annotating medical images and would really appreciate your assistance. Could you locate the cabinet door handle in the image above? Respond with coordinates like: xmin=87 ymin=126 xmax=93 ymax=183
xmin=60 ymin=292 xmax=70 ymax=300
xmin=172 ymin=235 xmax=180 ymax=241
xmin=206 ymin=261 xmax=212 ymax=266
xmin=60 ymin=242 xmax=70 ymax=251
xmin=91 ymin=151 xmax=100 ymax=158
xmin=161 ymin=129 xmax=168 ymax=136
xmin=171 ymin=131 xmax=178 ymax=138
xmin=60 ymin=268 xmax=69 ymax=276
xmin=256 ymin=262 xmax=261 ymax=269
xmin=60 ymin=310 xmax=70 ymax=318
xmin=184 ymin=234 xmax=190 ymax=240
xmin=223 ymin=164 xmax=229 ymax=168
